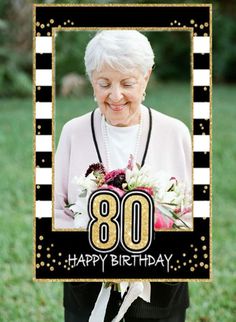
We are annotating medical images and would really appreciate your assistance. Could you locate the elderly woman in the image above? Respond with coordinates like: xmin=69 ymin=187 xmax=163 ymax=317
xmin=55 ymin=30 xmax=191 ymax=322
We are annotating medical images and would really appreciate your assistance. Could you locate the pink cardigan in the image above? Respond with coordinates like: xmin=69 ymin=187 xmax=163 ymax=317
xmin=54 ymin=106 xmax=192 ymax=228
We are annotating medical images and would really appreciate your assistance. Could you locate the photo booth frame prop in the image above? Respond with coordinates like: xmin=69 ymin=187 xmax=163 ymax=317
xmin=33 ymin=4 xmax=212 ymax=282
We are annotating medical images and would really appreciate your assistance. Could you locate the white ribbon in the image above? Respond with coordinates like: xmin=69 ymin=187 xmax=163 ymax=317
xmin=89 ymin=282 xmax=151 ymax=322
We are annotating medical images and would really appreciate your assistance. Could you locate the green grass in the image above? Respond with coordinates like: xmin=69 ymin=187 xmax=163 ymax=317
xmin=0 ymin=82 xmax=235 ymax=321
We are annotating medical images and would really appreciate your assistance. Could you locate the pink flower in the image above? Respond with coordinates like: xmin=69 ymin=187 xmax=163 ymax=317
xmin=135 ymin=186 xmax=154 ymax=196
xmin=99 ymin=184 xmax=125 ymax=197
xmin=154 ymin=209 xmax=174 ymax=229
xmin=105 ymin=169 xmax=125 ymax=182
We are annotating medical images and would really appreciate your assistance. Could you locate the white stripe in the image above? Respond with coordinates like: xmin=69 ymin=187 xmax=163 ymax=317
xmin=193 ymin=103 xmax=210 ymax=119
xmin=194 ymin=168 xmax=210 ymax=184
xmin=35 ymin=102 xmax=52 ymax=119
xmin=193 ymin=201 xmax=210 ymax=218
xmin=36 ymin=69 xmax=52 ymax=86
xmin=36 ymin=135 xmax=52 ymax=152
xmin=193 ymin=70 xmax=210 ymax=86
xmin=36 ymin=36 xmax=52 ymax=53
xmin=36 ymin=201 xmax=52 ymax=218
xmin=36 ymin=168 xmax=52 ymax=184
xmin=193 ymin=36 xmax=210 ymax=53
xmin=193 ymin=135 xmax=210 ymax=152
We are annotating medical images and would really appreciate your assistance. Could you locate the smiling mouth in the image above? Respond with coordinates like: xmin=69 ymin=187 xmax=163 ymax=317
xmin=108 ymin=103 xmax=127 ymax=111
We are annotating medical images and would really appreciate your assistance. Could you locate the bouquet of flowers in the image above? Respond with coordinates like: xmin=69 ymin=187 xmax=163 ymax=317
xmin=67 ymin=156 xmax=192 ymax=230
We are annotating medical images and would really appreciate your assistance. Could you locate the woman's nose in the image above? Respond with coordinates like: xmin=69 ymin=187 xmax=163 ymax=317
xmin=109 ymin=86 xmax=123 ymax=102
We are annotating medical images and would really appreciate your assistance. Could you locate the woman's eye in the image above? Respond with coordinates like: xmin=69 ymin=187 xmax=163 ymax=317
xmin=123 ymin=83 xmax=135 ymax=87
xmin=99 ymin=83 xmax=110 ymax=88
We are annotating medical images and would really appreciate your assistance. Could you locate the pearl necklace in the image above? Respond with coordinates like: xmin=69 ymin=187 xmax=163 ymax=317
xmin=101 ymin=110 xmax=143 ymax=171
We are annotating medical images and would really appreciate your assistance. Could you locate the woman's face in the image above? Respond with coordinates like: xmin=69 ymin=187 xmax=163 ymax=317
xmin=91 ymin=65 xmax=151 ymax=127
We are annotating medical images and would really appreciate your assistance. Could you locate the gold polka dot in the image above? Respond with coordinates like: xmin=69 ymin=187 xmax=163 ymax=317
xmin=39 ymin=236 xmax=44 ymax=240
xmin=37 ymin=131 xmax=41 ymax=135
xmin=204 ymin=254 xmax=208 ymax=259
xmin=67 ymin=267 xmax=71 ymax=270
xmin=40 ymin=261 xmax=45 ymax=266
xmin=200 ymin=24 xmax=204 ymax=29
xmin=50 ymin=266 xmax=54 ymax=271
xmin=183 ymin=25 xmax=186 ymax=28
xmin=42 ymin=159 xmax=45 ymax=163
xmin=47 ymin=263 xmax=50 ymax=267
xmin=194 ymin=248 xmax=198 ymax=252
xmin=194 ymin=24 xmax=198 ymax=27
xmin=58 ymin=262 xmax=61 ymax=265
xmin=204 ymin=186 xmax=208 ymax=190
xmin=47 ymin=32 xmax=51 ymax=36
xmin=37 ymin=185 xmax=40 ymax=189
xmin=178 ymin=265 xmax=181 ymax=269
xmin=38 ymin=245 xmax=42 ymax=250
xmin=176 ymin=260 xmax=180 ymax=263
xmin=46 ymin=247 xmax=50 ymax=251
xmin=37 ymin=125 xmax=41 ymax=129
xmin=190 ymin=267 xmax=195 ymax=272
xmin=174 ymin=20 xmax=177 ymax=24
xmin=170 ymin=22 xmax=173 ymax=26
xmin=65 ymin=259 xmax=68 ymax=263
xmin=204 ymin=264 xmax=209 ymax=269
xmin=194 ymin=254 xmax=198 ymax=259
xmin=204 ymin=33 xmax=208 ymax=37
xmin=47 ymin=23 xmax=50 ymax=27
xmin=190 ymin=244 xmax=194 ymax=248
xmin=183 ymin=253 xmax=186 ymax=257
xmin=47 ymin=254 xmax=51 ymax=258
xmin=36 ymin=264 xmax=40 ymax=269
xmin=194 ymin=264 xmax=198 ymax=267
xmin=63 ymin=22 xmax=67 ymax=25
xmin=189 ymin=260 xmax=192 ymax=263
xmin=36 ymin=32 xmax=41 ymax=37
xmin=41 ymin=24 xmax=45 ymax=29
xmin=194 ymin=33 xmax=198 ymax=37
xmin=204 ymin=22 xmax=209 ymax=27
xmin=190 ymin=19 xmax=195 ymax=24
xmin=52 ymin=259 xmax=56 ymax=263
xmin=71 ymin=22 xmax=74 ymax=25
xmin=203 ymin=190 xmax=206 ymax=193
xmin=37 ymin=86 xmax=41 ymax=91
xmin=58 ymin=252 xmax=62 ymax=256
xmin=37 ymin=253 xmax=41 ymax=258
xmin=178 ymin=22 xmax=181 ymax=26
xmin=67 ymin=19 xmax=70 ymax=23
xmin=50 ymin=19 xmax=54 ymax=24
xmin=201 ymin=236 xmax=206 ymax=241
xmin=36 ymin=22 xmax=40 ymax=27
xmin=64 ymin=265 xmax=67 ymax=268
xmin=174 ymin=267 xmax=177 ymax=271
xmin=202 ymin=245 xmax=207 ymax=250
xmin=204 ymin=87 xmax=208 ymax=91
xmin=200 ymin=262 xmax=204 ymax=267
xmin=183 ymin=262 xmax=186 ymax=266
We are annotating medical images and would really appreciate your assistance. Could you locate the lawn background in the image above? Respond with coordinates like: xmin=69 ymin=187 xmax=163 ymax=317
xmin=1 ymin=82 xmax=236 ymax=321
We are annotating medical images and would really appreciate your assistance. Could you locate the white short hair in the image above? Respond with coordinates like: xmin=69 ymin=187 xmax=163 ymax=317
xmin=84 ymin=30 xmax=155 ymax=80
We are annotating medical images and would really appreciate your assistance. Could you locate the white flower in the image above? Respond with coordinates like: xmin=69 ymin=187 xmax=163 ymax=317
xmin=73 ymin=172 xmax=97 ymax=196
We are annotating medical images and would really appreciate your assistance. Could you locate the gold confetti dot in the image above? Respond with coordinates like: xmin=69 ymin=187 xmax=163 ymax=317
xmin=190 ymin=19 xmax=195 ymax=24
xmin=176 ymin=260 xmax=180 ymax=263
xmin=37 ymin=125 xmax=41 ymax=129
xmin=37 ymin=185 xmax=40 ymax=189
xmin=201 ymin=236 xmax=206 ymax=241
xmin=50 ymin=267 xmax=54 ymax=271
xmin=47 ymin=23 xmax=50 ymax=27
xmin=190 ymin=244 xmax=194 ymax=248
xmin=36 ymin=264 xmax=40 ymax=269
xmin=194 ymin=33 xmax=198 ymax=37
xmin=190 ymin=267 xmax=195 ymax=272
xmin=67 ymin=19 xmax=70 ymax=23
xmin=170 ymin=265 xmax=174 ymax=269
xmin=194 ymin=24 xmax=198 ymax=27
xmin=183 ymin=253 xmax=186 ymax=257
xmin=200 ymin=24 xmax=204 ymax=29
xmin=36 ymin=32 xmax=41 ymax=37
xmin=41 ymin=24 xmax=45 ymax=29
xmin=170 ymin=22 xmax=173 ymax=26
xmin=47 ymin=263 xmax=50 ymax=267
xmin=194 ymin=264 xmax=198 ymax=267
xmin=194 ymin=254 xmax=198 ymax=259
xmin=194 ymin=248 xmax=198 ymax=252
xmin=47 ymin=32 xmax=51 ymax=36
xmin=178 ymin=22 xmax=181 ymax=26
xmin=67 ymin=267 xmax=71 ymax=271
xmin=39 ymin=236 xmax=44 ymax=240
xmin=51 ymin=244 xmax=54 ymax=247
xmin=202 ymin=245 xmax=207 ymax=250
xmin=47 ymin=254 xmax=51 ymax=258
xmin=36 ymin=22 xmax=40 ymax=27
xmin=204 ymin=186 xmax=208 ymax=190
xmin=204 ymin=254 xmax=208 ymax=259
xmin=200 ymin=262 xmax=204 ymax=267
xmin=178 ymin=265 xmax=181 ymax=269
xmin=65 ymin=259 xmax=68 ymax=263
xmin=71 ymin=22 xmax=74 ymax=25
xmin=37 ymin=131 xmax=41 ymax=135
xmin=37 ymin=86 xmax=41 ymax=91
xmin=52 ymin=259 xmax=56 ymax=263
xmin=183 ymin=262 xmax=186 ymax=266
xmin=40 ymin=261 xmax=45 ymax=266
xmin=204 ymin=87 xmax=208 ymax=91
xmin=42 ymin=159 xmax=45 ymax=163
xmin=64 ymin=265 xmax=66 ymax=268
xmin=189 ymin=260 xmax=192 ymax=263
xmin=58 ymin=262 xmax=61 ymax=265
xmin=37 ymin=253 xmax=41 ymax=258
xmin=204 ymin=22 xmax=209 ymax=27
xmin=46 ymin=247 xmax=50 ymax=251
xmin=58 ymin=253 xmax=62 ymax=256
xmin=174 ymin=20 xmax=177 ymax=24
xmin=204 ymin=264 xmax=209 ymax=269
xmin=204 ymin=33 xmax=208 ymax=37
xmin=63 ymin=22 xmax=67 ymax=25
xmin=50 ymin=19 xmax=54 ymax=24
xmin=174 ymin=267 xmax=177 ymax=271
xmin=203 ymin=190 xmax=206 ymax=193
xmin=38 ymin=245 xmax=42 ymax=250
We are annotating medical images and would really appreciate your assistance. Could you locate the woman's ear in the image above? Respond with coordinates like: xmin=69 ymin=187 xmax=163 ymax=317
xmin=144 ymin=68 xmax=152 ymax=83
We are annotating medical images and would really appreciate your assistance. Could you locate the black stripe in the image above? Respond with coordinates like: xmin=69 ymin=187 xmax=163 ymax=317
xmin=36 ymin=86 xmax=52 ymax=102
xmin=194 ymin=184 xmax=210 ymax=200
xmin=36 ymin=119 xmax=52 ymax=135
xmin=194 ymin=152 xmax=210 ymax=168
xmin=194 ymin=54 xmax=209 ymax=69
xmin=36 ymin=152 xmax=52 ymax=168
xmin=194 ymin=86 xmax=209 ymax=102
xmin=194 ymin=119 xmax=209 ymax=135
xmin=36 ymin=53 xmax=52 ymax=69
xmin=36 ymin=184 xmax=52 ymax=201
xmin=91 ymin=110 xmax=102 ymax=163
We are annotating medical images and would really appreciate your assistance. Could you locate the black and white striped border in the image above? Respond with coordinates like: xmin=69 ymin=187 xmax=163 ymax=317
xmin=35 ymin=35 xmax=211 ymax=221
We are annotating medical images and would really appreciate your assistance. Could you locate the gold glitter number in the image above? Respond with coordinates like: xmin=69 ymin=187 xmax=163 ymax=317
xmin=88 ymin=190 xmax=153 ymax=253
xmin=89 ymin=190 xmax=120 ymax=252
xmin=121 ymin=191 xmax=153 ymax=252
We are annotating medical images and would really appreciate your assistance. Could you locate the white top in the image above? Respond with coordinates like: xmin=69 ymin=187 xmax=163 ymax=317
xmin=101 ymin=117 xmax=140 ymax=170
